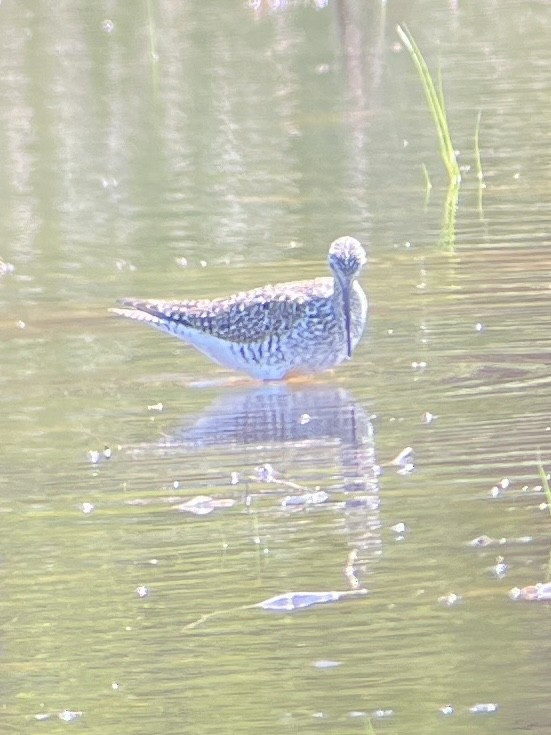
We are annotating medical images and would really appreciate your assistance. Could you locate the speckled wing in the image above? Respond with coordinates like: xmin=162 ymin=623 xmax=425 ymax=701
xmin=114 ymin=278 xmax=334 ymax=344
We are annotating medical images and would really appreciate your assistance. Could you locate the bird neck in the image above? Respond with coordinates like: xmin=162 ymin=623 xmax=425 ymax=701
xmin=332 ymin=274 xmax=352 ymax=306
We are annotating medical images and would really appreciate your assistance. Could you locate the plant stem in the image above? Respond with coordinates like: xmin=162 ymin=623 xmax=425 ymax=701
xmin=397 ymin=24 xmax=461 ymax=185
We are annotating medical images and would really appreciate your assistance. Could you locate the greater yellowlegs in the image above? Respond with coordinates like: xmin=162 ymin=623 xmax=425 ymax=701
xmin=111 ymin=236 xmax=367 ymax=380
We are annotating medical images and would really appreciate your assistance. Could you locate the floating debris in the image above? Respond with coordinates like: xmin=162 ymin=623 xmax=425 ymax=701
xmin=491 ymin=556 xmax=508 ymax=579
xmin=147 ymin=402 xmax=163 ymax=412
xmin=182 ymin=586 xmax=366 ymax=631
xmin=469 ymin=534 xmax=532 ymax=548
xmin=489 ymin=477 xmax=511 ymax=497
xmin=102 ymin=175 xmax=119 ymax=189
xmin=255 ymin=463 xmax=279 ymax=482
xmin=81 ymin=502 xmax=95 ymax=515
xmin=469 ymin=703 xmax=498 ymax=714
xmin=174 ymin=495 xmax=236 ymax=515
xmin=58 ymin=710 xmax=83 ymax=722
xmin=87 ymin=449 xmax=101 ymax=465
xmin=87 ymin=445 xmax=113 ymax=465
xmin=344 ymin=549 xmax=361 ymax=590
xmin=438 ymin=592 xmax=462 ymax=607
xmin=114 ymin=258 xmax=134 ymax=271
xmin=313 ymin=659 xmax=342 ymax=669
xmin=257 ymin=588 xmax=367 ymax=612
xmin=392 ymin=446 xmax=415 ymax=474
xmin=249 ymin=463 xmax=309 ymax=494
xmin=0 ymin=257 xmax=15 ymax=276
xmin=468 ymin=535 xmax=493 ymax=547
xmin=440 ymin=705 xmax=455 ymax=716
xmin=421 ymin=411 xmax=435 ymax=424
xmin=135 ymin=585 xmax=149 ymax=599
xmin=390 ymin=521 xmax=407 ymax=535
xmin=281 ymin=490 xmax=329 ymax=508
xmin=509 ymin=582 xmax=551 ymax=601
xmin=230 ymin=472 xmax=240 ymax=485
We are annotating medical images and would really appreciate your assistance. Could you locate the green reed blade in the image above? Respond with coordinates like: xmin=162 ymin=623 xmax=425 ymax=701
xmin=397 ymin=24 xmax=461 ymax=185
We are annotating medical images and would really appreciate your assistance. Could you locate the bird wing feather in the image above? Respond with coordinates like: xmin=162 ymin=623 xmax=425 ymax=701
xmin=116 ymin=278 xmax=333 ymax=344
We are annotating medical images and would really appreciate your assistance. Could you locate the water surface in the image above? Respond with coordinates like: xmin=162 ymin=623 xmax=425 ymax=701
xmin=2 ymin=1 xmax=551 ymax=733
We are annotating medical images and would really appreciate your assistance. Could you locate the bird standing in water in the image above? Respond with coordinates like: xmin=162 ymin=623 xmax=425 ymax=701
xmin=111 ymin=235 xmax=367 ymax=380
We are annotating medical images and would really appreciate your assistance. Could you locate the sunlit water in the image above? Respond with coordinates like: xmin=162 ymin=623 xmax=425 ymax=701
xmin=1 ymin=2 xmax=551 ymax=734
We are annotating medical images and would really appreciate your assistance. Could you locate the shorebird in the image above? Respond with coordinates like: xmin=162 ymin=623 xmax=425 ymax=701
xmin=111 ymin=235 xmax=367 ymax=380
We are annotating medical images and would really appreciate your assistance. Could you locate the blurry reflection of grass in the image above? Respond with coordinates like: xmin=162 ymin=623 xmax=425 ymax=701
xmin=421 ymin=163 xmax=432 ymax=208
xmin=145 ymin=0 xmax=159 ymax=95
xmin=537 ymin=456 xmax=551 ymax=517
xmin=536 ymin=455 xmax=551 ymax=581
xmin=364 ymin=718 xmax=376 ymax=734
xmin=475 ymin=110 xmax=486 ymax=218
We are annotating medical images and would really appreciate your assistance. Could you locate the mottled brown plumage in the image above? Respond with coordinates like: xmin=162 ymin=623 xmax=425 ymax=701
xmin=111 ymin=236 xmax=367 ymax=380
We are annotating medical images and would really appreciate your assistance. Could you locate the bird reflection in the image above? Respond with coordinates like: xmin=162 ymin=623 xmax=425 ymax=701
xmin=174 ymin=383 xmax=369 ymax=445
xmin=161 ymin=383 xmax=381 ymax=570
xmin=167 ymin=385 xmax=377 ymax=486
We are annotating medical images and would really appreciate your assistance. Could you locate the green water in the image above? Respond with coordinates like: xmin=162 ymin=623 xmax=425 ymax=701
xmin=1 ymin=1 xmax=551 ymax=733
